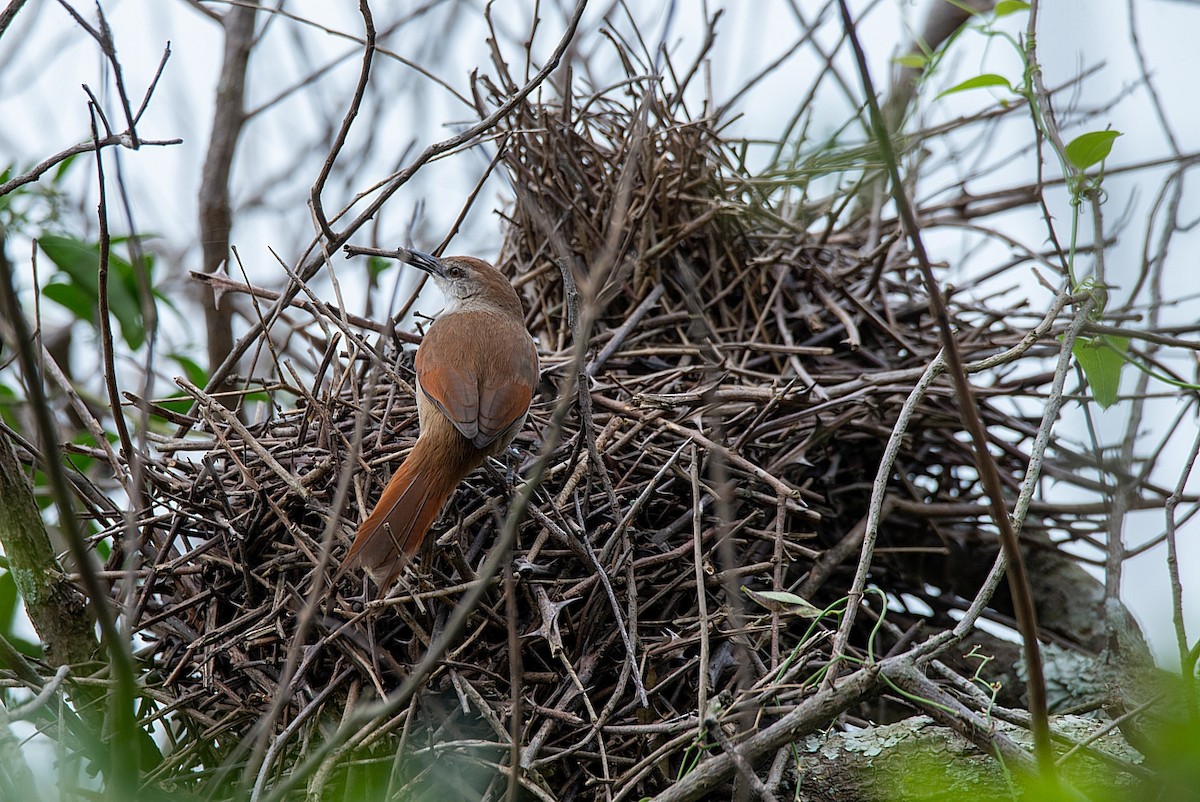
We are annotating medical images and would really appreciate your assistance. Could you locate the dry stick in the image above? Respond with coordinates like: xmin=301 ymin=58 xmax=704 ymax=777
xmin=1086 ymin=203 xmax=1146 ymax=664
xmin=700 ymin=386 xmax=760 ymax=786
xmin=309 ymin=0 xmax=375 ymax=243
xmin=907 ymin=299 xmax=1097 ymax=664
xmin=1166 ymin=423 xmax=1200 ymax=694
xmin=37 ymin=343 xmax=122 ymax=477
xmin=245 ymin=39 xmax=468 ymax=125
xmin=505 ymin=560 xmax=523 ymax=802
xmin=0 ymin=631 xmax=42 ymax=687
xmin=91 ymin=95 xmax=173 ymax=787
xmin=190 ymin=0 xmax=590 ymax=426
xmin=84 ymin=101 xmax=148 ymax=791
xmin=0 ymin=134 xmax=178 ymax=198
xmin=436 ymin=131 xmax=513 ymax=255
xmin=55 ymin=1 xmax=140 ymax=146
xmin=587 ymin=279 xmax=665 ymax=378
xmin=90 ymin=111 xmax=134 ymax=473
xmin=1052 ymin=691 xmax=1166 ymax=771
xmin=0 ymin=667 xmax=53 ymax=797
xmin=536 ymin=257 xmax=618 ymax=790
xmin=568 ymin=303 xmax=648 ymax=708
xmin=593 ymin=395 xmax=805 ymax=505
xmin=744 ymin=286 xmax=1080 ymax=426
xmin=0 ymin=0 xmax=28 ymax=39
xmin=577 ymin=512 xmax=649 ymax=707
xmin=247 ymin=668 xmax=354 ymax=802
xmin=929 ymin=678 xmax=1139 ymax=782
xmin=132 ymin=43 xmax=172 ymax=124
xmin=265 ymin=247 xmax=388 ymax=380
xmin=176 ymin=378 xmax=313 ymax=504
xmin=188 ymin=271 xmax=415 ymax=341
xmin=7 ymin=665 xmax=71 ymax=723
xmin=836 ymin=0 xmax=1054 ymax=778
xmin=704 ymin=703 xmax=778 ymax=802
xmin=1026 ymin=0 xmax=1144 ymax=670
xmin=100 ymin=52 xmax=171 ymax=741
xmin=824 ymin=351 xmax=945 ymax=687
xmin=1011 ymin=299 xmax=1095 ymax=536
xmin=647 ymin=659 xmax=885 ymax=802
xmin=234 ymin=1 xmax=472 ymax=116
xmin=1083 ymin=319 xmax=1200 ymax=352
xmin=690 ymin=446 xmax=711 ymax=720
xmin=1125 ymin=0 xmax=1186 ymax=306
xmin=242 ymin=338 xmax=371 ymax=799
xmin=883 ymin=660 xmax=1039 ymax=775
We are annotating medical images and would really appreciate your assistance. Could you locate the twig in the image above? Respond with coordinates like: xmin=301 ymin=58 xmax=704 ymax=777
xmin=648 ymin=659 xmax=883 ymax=802
xmin=176 ymin=377 xmax=313 ymax=503
xmin=89 ymin=107 xmax=135 ymax=476
xmin=309 ymin=0 xmax=375 ymax=243
xmin=0 ymin=134 xmax=182 ymax=200
xmin=55 ymin=0 xmax=140 ymax=146
xmin=824 ymin=351 xmax=945 ymax=679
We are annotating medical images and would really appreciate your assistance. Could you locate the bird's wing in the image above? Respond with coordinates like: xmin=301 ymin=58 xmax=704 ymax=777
xmin=416 ymin=313 xmax=538 ymax=449
xmin=473 ymin=335 xmax=538 ymax=448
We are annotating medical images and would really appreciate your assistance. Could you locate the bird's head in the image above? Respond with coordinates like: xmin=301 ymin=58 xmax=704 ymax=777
xmin=397 ymin=249 xmax=523 ymax=318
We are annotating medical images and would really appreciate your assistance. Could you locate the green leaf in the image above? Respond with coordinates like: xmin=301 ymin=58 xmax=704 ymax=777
xmin=894 ymin=54 xmax=928 ymax=69
xmin=936 ymin=73 xmax=1013 ymax=100
xmin=368 ymin=255 xmax=393 ymax=280
xmin=742 ymin=587 xmax=825 ymax=618
xmin=38 ymin=235 xmax=148 ymax=349
xmin=994 ymin=0 xmax=1031 ymax=17
xmin=0 ymin=569 xmax=17 ymax=633
xmin=1073 ymin=334 xmax=1129 ymax=409
xmin=53 ymin=153 xmax=79 ymax=183
xmin=169 ymin=353 xmax=208 ymax=387
xmin=155 ymin=396 xmax=195 ymax=418
xmin=0 ymin=571 xmax=40 ymax=658
xmin=106 ymin=255 xmax=148 ymax=350
xmin=1065 ymin=130 xmax=1122 ymax=171
xmin=40 ymin=235 xmax=100 ymax=294
xmin=43 ymin=281 xmax=97 ymax=324
xmin=0 ymin=382 xmax=19 ymax=428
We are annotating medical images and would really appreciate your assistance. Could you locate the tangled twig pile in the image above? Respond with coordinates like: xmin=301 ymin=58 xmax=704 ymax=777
xmin=126 ymin=48 xmax=1148 ymax=802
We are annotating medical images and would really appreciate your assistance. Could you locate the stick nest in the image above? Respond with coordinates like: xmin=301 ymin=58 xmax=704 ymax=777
xmin=127 ymin=69 xmax=1127 ymax=800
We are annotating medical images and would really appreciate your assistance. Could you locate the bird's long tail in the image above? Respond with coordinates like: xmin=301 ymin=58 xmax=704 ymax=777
xmin=340 ymin=435 xmax=477 ymax=589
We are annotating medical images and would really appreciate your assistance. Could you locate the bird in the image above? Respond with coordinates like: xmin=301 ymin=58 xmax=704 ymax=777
xmin=340 ymin=248 xmax=539 ymax=589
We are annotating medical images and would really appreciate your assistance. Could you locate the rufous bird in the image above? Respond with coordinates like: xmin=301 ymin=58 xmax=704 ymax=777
xmin=340 ymin=248 xmax=539 ymax=588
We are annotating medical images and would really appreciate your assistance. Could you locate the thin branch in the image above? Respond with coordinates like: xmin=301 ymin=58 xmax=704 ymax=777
xmin=0 ymin=135 xmax=180 ymax=198
xmin=309 ymin=0 xmax=376 ymax=244
xmin=0 ymin=0 xmax=28 ymax=40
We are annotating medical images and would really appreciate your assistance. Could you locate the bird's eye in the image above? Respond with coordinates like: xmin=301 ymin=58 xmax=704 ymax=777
xmin=447 ymin=266 xmax=463 ymax=279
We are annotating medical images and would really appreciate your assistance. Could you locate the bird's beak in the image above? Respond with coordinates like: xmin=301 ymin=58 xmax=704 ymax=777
xmin=397 ymin=248 xmax=445 ymax=278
